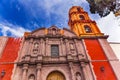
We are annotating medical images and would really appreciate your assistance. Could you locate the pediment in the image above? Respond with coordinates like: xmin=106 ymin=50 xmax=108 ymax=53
xmin=25 ymin=26 xmax=77 ymax=38
xmin=47 ymin=25 xmax=62 ymax=36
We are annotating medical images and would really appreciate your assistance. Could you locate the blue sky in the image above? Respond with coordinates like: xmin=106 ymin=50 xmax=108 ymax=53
xmin=0 ymin=0 xmax=120 ymax=42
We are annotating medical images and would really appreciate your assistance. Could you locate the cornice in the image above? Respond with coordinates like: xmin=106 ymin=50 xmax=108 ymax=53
xmin=69 ymin=20 xmax=96 ymax=25
xmin=24 ymin=34 xmax=108 ymax=41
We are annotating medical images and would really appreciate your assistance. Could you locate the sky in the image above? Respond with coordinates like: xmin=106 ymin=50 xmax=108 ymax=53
xmin=0 ymin=0 xmax=120 ymax=42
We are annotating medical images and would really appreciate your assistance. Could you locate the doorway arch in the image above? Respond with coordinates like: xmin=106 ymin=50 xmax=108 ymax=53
xmin=47 ymin=71 xmax=65 ymax=80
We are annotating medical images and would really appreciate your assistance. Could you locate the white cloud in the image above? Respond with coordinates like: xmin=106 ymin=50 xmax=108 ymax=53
xmin=0 ymin=22 xmax=30 ymax=37
xmin=18 ymin=0 xmax=89 ymax=27
xmin=96 ymin=12 xmax=120 ymax=42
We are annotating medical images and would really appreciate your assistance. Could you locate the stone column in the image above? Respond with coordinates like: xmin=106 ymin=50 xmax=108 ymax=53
xmin=39 ymin=39 xmax=42 ymax=55
xmin=22 ymin=64 xmax=28 ymax=80
xmin=45 ymin=38 xmax=49 ymax=56
xmin=80 ymin=62 xmax=87 ymax=80
xmin=37 ymin=63 xmax=42 ymax=80
xmin=69 ymin=62 xmax=75 ymax=80
xmin=60 ymin=38 xmax=63 ymax=55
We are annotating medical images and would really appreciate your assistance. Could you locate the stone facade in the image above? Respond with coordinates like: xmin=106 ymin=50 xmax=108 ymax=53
xmin=12 ymin=26 xmax=94 ymax=80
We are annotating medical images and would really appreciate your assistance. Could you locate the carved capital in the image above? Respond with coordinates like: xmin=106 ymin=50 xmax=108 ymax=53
xmin=80 ymin=62 xmax=86 ymax=67
xmin=37 ymin=63 xmax=42 ymax=69
xmin=23 ymin=64 xmax=28 ymax=70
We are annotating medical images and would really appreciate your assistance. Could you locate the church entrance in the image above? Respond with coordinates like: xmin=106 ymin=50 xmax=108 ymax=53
xmin=47 ymin=71 xmax=65 ymax=80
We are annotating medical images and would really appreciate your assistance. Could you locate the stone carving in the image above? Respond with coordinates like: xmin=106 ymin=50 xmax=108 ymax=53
xmin=47 ymin=26 xmax=61 ymax=36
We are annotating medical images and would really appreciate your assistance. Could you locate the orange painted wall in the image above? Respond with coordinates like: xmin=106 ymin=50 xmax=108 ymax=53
xmin=84 ymin=39 xmax=117 ymax=80
xmin=0 ymin=38 xmax=21 ymax=80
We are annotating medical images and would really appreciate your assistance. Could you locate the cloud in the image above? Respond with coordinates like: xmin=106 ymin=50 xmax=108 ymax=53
xmin=17 ymin=0 xmax=89 ymax=28
xmin=96 ymin=12 xmax=120 ymax=42
xmin=0 ymin=22 xmax=30 ymax=37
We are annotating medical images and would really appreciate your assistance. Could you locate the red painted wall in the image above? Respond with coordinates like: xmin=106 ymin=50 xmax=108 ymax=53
xmin=84 ymin=39 xmax=116 ymax=80
xmin=0 ymin=38 xmax=21 ymax=80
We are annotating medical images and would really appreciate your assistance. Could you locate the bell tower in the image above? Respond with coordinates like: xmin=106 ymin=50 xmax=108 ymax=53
xmin=68 ymin=6 xmax=120 ymax=80
xmin=68 ymin=6 xmax=103 ymax=37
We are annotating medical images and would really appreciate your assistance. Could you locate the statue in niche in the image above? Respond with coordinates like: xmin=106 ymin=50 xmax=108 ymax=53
xmin=29 ymin=75 xmax=35 ymax=80
xmin=34 ymin=42 xmax=39 ymax=48
xmin=76 ymin=72 xmax=81 ymax=80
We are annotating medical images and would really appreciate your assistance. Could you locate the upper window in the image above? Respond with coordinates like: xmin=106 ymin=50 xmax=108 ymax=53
xmin=84 ymin=25 xmax=92 ymax=33
xmin=79 ymin=15 xmax=85 ymax=20
xmin=51 ymin=45 xmax=59 ymax=57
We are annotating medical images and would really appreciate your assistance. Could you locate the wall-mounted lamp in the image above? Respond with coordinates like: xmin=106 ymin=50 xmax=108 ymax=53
xmin=1 ymin=70 xmax=6 ymax=77
xmin=100 ymin=66 xmax=105 ymax=72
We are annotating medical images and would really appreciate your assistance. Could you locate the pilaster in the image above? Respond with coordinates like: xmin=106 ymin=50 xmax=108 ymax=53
xmin=68 ymin=62 xmax=75 ymax=80
xmin=37 ymin=63 xmax=42 ymax=80
xmin=22 ymin=64 xmax=28 ymax=80
xmin=45 ymin=38 xmax=49 ymax=56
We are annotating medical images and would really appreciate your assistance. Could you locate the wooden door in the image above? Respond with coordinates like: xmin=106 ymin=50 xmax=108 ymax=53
xmin=47 ymin=71 xmax=65 ymax=80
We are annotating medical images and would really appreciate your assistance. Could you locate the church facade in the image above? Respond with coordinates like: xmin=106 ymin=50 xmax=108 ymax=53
xmin=0 ymin=6 xmax=120 ymax=80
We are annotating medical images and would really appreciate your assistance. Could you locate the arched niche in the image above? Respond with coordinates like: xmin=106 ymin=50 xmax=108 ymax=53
xmin=28 ymin=74 xmax=35 ymax=80
xmin=75 ymin=72 xmax=82 ymax=80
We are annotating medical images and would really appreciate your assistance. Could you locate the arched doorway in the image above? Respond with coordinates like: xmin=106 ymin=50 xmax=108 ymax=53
xmin=47 ymin=71 xmax=65 ymax=80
